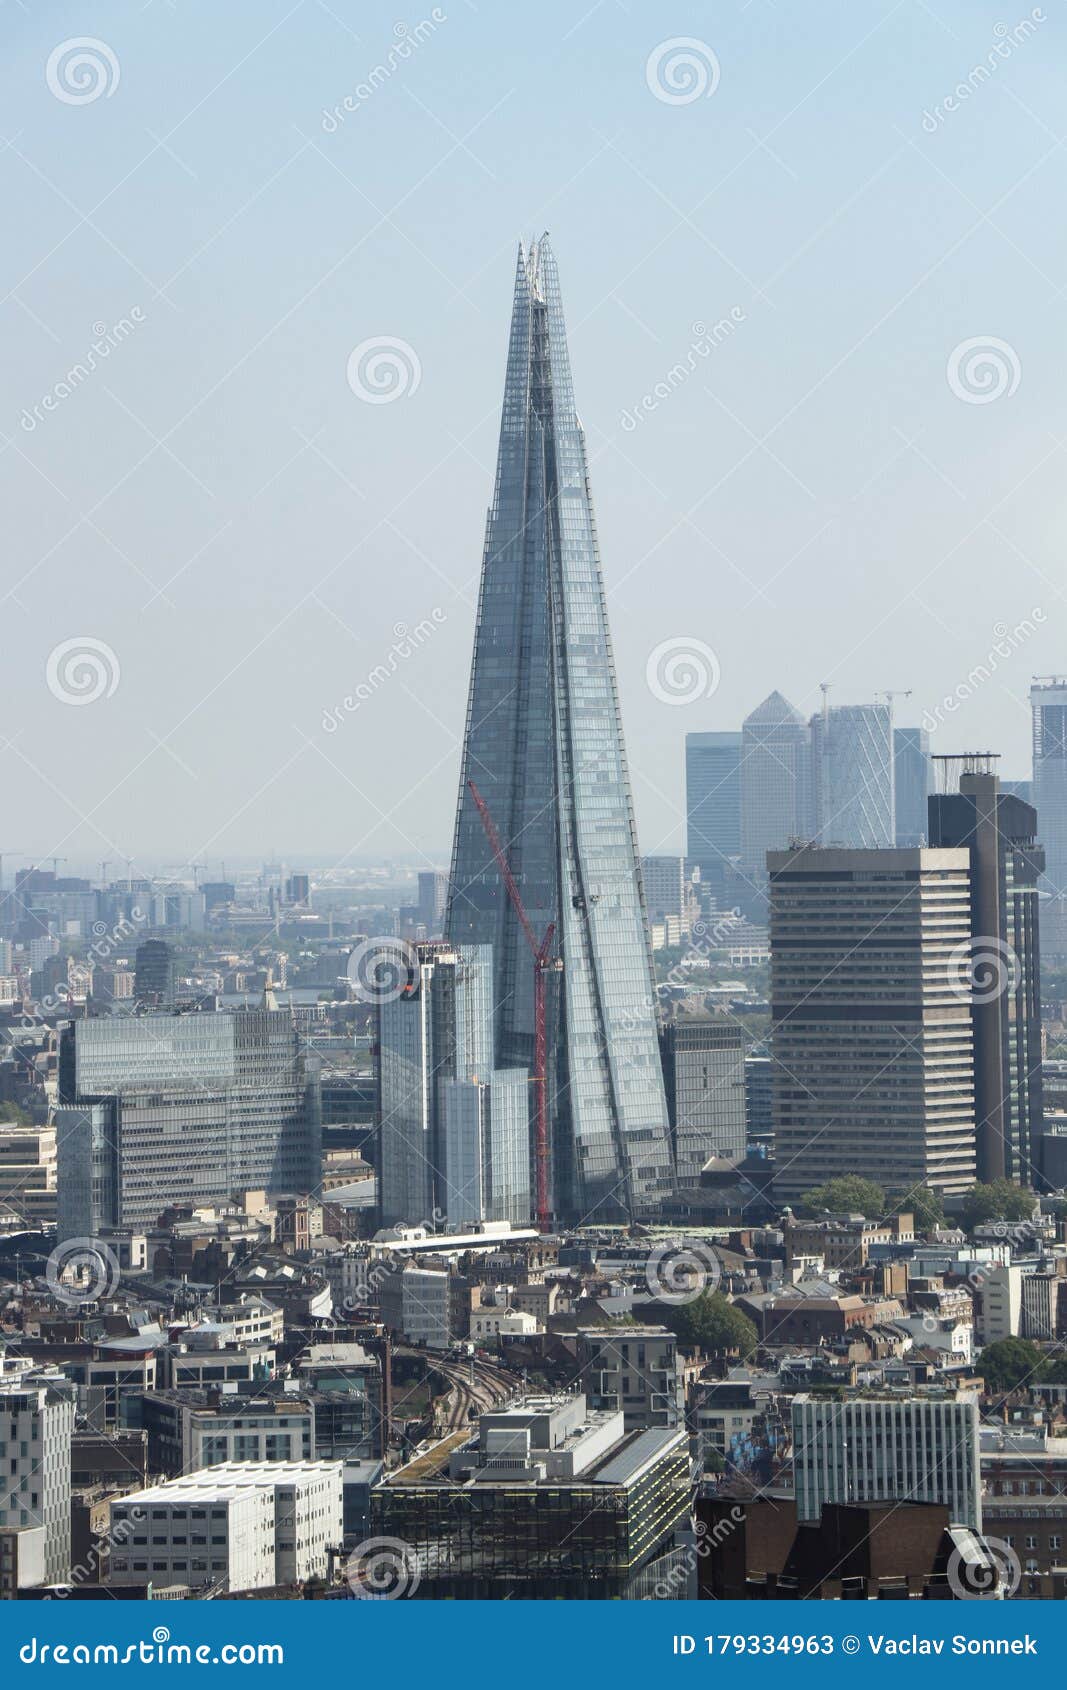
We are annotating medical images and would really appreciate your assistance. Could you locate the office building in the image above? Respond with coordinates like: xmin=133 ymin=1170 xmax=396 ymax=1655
xmin=812 ymin=701 xmax=895 ymax=848
xmin=446 ymin=237 xmax=671 ymax=1224
xmin=0 ymin=1125 xmax=57 ymax=1227
xmin=137 ymin=1391 xmax=315 ymax=1478
xmin=370 ymin=1394 xmax=689 ymax=1599
xmin=769 ymin=845 xmax=977 ymax=1203
xmin=740 ymin=692 xmax=811 ymax=873
xmin=744 ymin=1053 xmax=774 ymax=1153
xmin=1032 ymin=678 xmax=1067 ymax=896
xmin=640 ymin=855 xmax=689 ymax=925
xmin=928 ymin=758 xmax=1044 ymax=1183
xmin=659 ymin=1015 xmax=746 ymax=1179
xmin=133 ymin=938 xmax=175 ymax=1009
xmin=376 ymin=1262 xmax=451 ymax=1350
xmin=416 ymin=871 xmax=448 ymax=936
xmin=108 ymin=1460 xmax=343 ymax=1592
xmin=377 ymin=943 xmax=530 ymax=1228
xmin=895 ymin=726 xmax=931 ymax=847
xmin=0 ymin=1366 xmax=76 ymax=1585
xmin=685 ymin=731 xmax=741 ymax=882
xmin=55 ymin=1010 xmax=322 ymax=1235
xmin=792 ymin=1391 xmax=982 ymax=1531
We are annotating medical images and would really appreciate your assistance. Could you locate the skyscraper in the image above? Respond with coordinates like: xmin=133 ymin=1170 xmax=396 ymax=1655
xmin=377 ymin=943 xmax=530 ymax=1228
xmin=446 ymin=237 xmax=672 ymax=1224
xmin=1032 ymin=678 xmax=1067 ymax=896
xmin=685 ymin=730 xmax=741 ymax=881
xmin=739 ymin=692 xmax=811 ymax=873
xmin=811 ymin=701 xmax=895 ymax=848
xmin=894 ymin=725 xmax=931 ymax=847
xmin=769 ymin=844 xmax=977 ymax=1203
xmin=928 ymin=759 xmax=1044 ymax=1184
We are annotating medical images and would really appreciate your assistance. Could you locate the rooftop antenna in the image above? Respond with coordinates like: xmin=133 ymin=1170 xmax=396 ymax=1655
xmin=819 ymin=682 xmax=832 ymax=721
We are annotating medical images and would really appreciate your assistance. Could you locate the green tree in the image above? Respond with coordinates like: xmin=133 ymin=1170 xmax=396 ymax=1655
xmin=661 ymin=1291 xmax=758 ymax=1357
xmin=0 ymin=1102 xmax=31 ymax=1125
xmin=801 ymin=1176 xmax=885 ymax=1218
xmin=888 ymin=1185 xmax=945 ymax=1233
xmin=979 ymin=1336 xmax=1045 ymax=1394
xmin=960 ymin=1180 xmax=1036 ymax=1233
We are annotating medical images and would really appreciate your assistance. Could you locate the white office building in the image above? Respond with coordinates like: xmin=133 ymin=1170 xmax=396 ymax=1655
xmin=792 ymin=1391 xmax=981 ymax=1530
xmin=109 ymin=1460 xmax=343 ymax=1592
xmin=0 ymin=1367 xmax=76 ymax=1585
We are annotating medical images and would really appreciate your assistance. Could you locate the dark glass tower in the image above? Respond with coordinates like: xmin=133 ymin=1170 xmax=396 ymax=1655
xmin=446 ymin=236 xmax=672 ymax=1224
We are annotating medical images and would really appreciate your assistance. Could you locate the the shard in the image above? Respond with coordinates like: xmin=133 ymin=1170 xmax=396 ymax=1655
xmin=446 ymin=236 xmax=673 ymax=1225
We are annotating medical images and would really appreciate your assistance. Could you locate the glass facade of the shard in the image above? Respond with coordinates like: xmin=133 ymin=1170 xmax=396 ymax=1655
xmin=446 ymin=237 xmax=672 ymax=1224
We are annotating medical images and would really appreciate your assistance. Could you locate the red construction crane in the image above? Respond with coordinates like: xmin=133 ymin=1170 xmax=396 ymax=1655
xmin=466 ymin=779 xmax=556 ymax=1233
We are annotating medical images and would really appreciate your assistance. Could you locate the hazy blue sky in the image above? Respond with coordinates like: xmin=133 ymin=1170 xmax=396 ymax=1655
xmin=2 ymin=0 xmax=1065 ymax=878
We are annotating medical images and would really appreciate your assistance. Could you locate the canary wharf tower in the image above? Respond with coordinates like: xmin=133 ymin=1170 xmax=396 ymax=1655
xmin=446 ymin=237 xmax=672 ymax=1224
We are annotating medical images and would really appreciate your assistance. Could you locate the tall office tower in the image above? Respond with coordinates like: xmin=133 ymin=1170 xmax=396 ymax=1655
xmin=812 ymin=701 xmax=895 ymax=847
xmin=659 ymin=1015 xmax=746 ymax=1181
xmin=769 ymin=845 xmax=977 ymax=1205
xmin=377 ymin=942 xmax=529 ymax=1228
xmin=640 ymin=855 xmax=688 ymax=924
xmin=739 ymin=692 xmax=811 ymax=873
xmin=55 ymin=1010 xmax=321 ymax=1235
xmin=446 ymin=237 xmax=671 ymax=1224
xmin=417 ymin=870 xmax=449 ymax=936
xmin=792 ymin=1391 xmax=981 ymax=1531
xmin=0 ymin=1364 xmax=76 ymax=1584
xmin=894 ymin=726 xmax=931 ymax=847
xmin=928 ymin=758 xmax=1044 ymax=1185
xmin=133 ymin=937 xmax=175 ymax=1008
xmin=686 ymin=730 xmax=741 ymax=884
xmin=1032 ymin=678 xmax=1067 ymax=896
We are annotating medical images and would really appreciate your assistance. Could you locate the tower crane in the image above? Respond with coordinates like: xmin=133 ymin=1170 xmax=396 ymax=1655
xmin=466 ymin=779 xmax=558 ymax=1233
